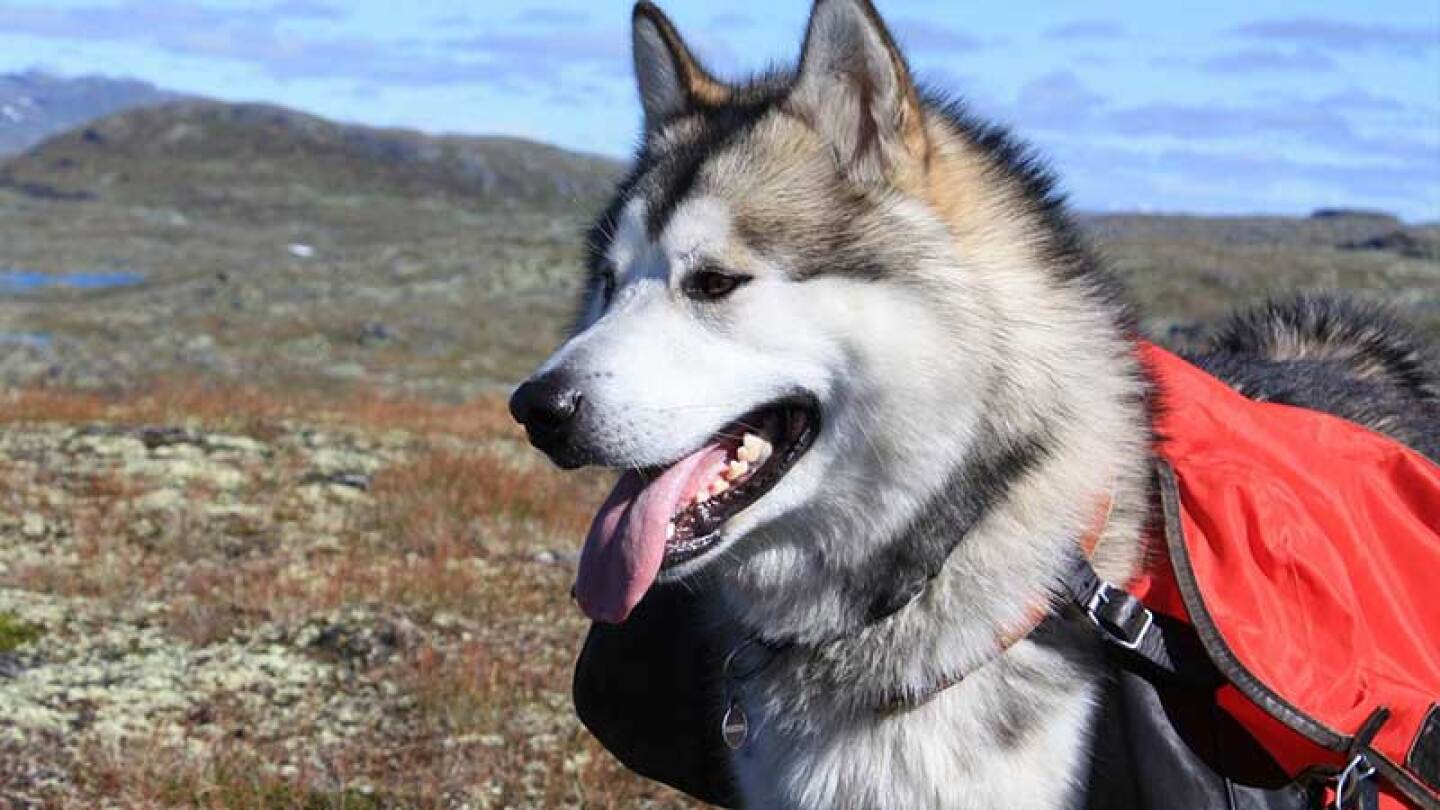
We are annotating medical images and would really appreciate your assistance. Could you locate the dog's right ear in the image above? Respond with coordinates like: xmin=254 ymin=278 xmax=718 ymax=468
xmin=790 ymin=0 xmax=929 ymax=186
xmin=632 ymin=2 xmax=729 ymax=133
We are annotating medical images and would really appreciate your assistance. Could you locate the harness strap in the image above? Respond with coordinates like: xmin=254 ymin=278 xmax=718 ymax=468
xmin=725 ymin=494 xmax=1220 ymax=727
xmin=1058 ymin=553 xmax=1220 ymax=688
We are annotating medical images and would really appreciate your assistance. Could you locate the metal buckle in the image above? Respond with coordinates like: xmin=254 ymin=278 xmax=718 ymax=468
xmin=1331 ymin=753 xmax=1376 ymax=810
xmin=1085 ymin=582 xmax=1154 ymax=651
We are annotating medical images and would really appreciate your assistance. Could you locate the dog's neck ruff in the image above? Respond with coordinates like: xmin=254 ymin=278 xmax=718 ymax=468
xmin=719 ymin=492 xmax=1116 ymax=746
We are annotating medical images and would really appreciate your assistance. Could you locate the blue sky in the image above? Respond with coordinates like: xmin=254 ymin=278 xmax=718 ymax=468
xmin=1 ymin=0 xmax=1437 ymax=220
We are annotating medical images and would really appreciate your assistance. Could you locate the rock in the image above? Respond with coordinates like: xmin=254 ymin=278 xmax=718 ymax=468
xmin=1310 ymin=208 xmax=1401 ymax=225
xmin=137 ymin=427 xmax=204 ymax=451
xmin=309 ymin=447 xmax=383 ymax=476
xmin=1340 ymin=230 xmax=1439 ymax=260
xmin=205 ymin=435 xmax=267 ymax=456
xmin=0 ymin=652 xmax=23 ymax=679
xmin=301 ymin=610 xmax=415 ymax=667
xmin=326 ymin=362 xmax=367 ymax=379
xmin=124 ymin=457 xmax=245 ymax=490
xmin=19 ymin=513 xmax=47 ymax=539
xmin=356 ymin=321 xmax=394 ymax=347
xmin=150 ymin=442 xmax=202 ymax=460
xmin=300 ymin=470 xmax=371 ymax=491
xmin=136 ymin=488 xmax=184 ymax=512
xmin=66 ymin=431 xmax=146 ymax=458
xmin=203 ymin=503 xmax=262 ymax=520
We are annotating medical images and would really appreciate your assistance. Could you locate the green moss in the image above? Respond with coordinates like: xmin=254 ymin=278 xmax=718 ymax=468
xmin=0 ymin=612 xmax=43 ymax=652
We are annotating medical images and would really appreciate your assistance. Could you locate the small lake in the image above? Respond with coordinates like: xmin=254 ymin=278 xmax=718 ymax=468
xmin=0 ymin=270 xmax=145 ymax=293
xmin=0 ymin=332 xmax=52 ymax=348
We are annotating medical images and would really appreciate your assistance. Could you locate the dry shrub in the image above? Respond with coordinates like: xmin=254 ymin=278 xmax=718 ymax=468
xmin=0 ymin=380 xmax=519 ymax=443
xmin=368 ymin=447 xmax=606 ymax=557
xmin=73 ymin=737 xmax=383 ymax=810
xmin=165 ymin=562 xmax=284 ymax=646
xmin=375 ymin=638 xmax=700 ymax=810
xmin=9 ymin=472 xmax=159 ymax=602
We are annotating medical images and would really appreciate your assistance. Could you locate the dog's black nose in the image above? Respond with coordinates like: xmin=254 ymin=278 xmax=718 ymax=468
xmin=509 ymin=373 xmax=583 ymax=438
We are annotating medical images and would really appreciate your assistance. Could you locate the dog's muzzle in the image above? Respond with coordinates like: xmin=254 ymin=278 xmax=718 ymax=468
xmin=509 ymin=371 xmax=592 ymax=469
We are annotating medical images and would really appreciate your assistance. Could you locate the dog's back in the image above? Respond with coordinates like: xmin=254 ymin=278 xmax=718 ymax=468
xmin=1189 ymin=293 xmax=1440 ymax=460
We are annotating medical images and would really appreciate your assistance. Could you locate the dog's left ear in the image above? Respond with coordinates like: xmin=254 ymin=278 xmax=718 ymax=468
xmin=790 ymin=0 xmax=929 ymax=185
xmin=632 ymin=2 xmax=730 ymax=134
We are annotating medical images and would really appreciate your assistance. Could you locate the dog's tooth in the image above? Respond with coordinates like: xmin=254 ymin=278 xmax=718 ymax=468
xmin=740 ymin=433 xmax=765 ymax=460
xmin=666 ymin=522 xmax=676 ymax=540
xmin=710 ymin=478 xmax=729 ymax=495
xmin=694 ymin=488 xmax=710 ymax=504
xmin=726 ymin=460 xmax=749 ymax=480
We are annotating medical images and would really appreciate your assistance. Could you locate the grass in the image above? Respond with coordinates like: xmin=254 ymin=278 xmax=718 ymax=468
xmin=0 ymin=611 xmax=42 ymax=652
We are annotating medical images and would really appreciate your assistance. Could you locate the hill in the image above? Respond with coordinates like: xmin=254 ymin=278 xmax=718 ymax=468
xmin=0 ymin=100 xmax=622 ymax=214
xmin=0 ymin=99 xmax=1433 ymax=399
xmin=0 ymin=101 xmax=624 ymax=394
xmin=0 ymin=71 xmax=182 ymax=156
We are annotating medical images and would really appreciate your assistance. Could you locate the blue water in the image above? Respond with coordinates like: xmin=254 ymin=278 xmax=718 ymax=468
xmin=0 ymin=332 xmax=52 ymax=348
xmin=0 ymin=270 xmax=144 ymax=292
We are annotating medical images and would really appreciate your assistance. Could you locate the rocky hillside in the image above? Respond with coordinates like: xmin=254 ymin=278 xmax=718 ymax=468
xmin=0 ymin=71 xmax=182 ymax=156
xmin=0 ymin=101 xmax=622 ymax=213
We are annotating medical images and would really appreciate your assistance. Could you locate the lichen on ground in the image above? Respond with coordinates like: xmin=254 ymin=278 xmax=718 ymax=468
xmin=0 ymin=393 xmax=695 ymax=809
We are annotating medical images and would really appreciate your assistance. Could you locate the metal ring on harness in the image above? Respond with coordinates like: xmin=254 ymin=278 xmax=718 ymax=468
xmin=1084 ymin=581 xmax=1155 ymax=651
xmin=1332 ymin=752 xmax=1377 ymax=810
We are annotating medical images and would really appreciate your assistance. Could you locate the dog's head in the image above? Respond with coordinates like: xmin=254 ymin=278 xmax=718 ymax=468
xmin=512 ymin=0 xmax=1058 ymax=628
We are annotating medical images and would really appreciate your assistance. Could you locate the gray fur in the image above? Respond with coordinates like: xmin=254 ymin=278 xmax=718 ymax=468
xmin=1190 ymin=294 xmax=1440 ymax=461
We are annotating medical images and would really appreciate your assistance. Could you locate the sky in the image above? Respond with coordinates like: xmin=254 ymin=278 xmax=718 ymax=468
xmin=0 ymin=0 xmax=1437 ymax=220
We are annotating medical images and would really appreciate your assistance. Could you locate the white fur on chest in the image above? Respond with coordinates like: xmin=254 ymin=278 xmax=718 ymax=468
xmin=727 ymin=640 xmax=1099 ymax=810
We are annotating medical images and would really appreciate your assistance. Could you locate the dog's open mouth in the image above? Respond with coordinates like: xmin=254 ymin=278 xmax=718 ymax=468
xmin=573 ymin=395 xmax=819 ymax=624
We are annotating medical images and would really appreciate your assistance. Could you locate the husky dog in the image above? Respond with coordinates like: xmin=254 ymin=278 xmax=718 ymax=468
xmin=509 ymin=1 xmax=1440 ymax=807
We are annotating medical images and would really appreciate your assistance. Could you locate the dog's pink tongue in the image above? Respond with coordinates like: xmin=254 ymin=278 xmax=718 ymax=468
xmin=574 ymin=446 xmax=722 ymax=624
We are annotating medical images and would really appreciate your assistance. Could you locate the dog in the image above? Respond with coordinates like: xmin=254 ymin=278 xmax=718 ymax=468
xmin=509 ymin=2 xmax=1440 ymax=807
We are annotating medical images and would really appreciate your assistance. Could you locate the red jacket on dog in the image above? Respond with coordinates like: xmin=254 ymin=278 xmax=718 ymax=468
xmin=1136 ymin=342 xmax=1440 ymax=810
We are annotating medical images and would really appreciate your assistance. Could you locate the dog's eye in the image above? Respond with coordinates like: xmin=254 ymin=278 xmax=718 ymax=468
xmin=684 ymin=269 xmax=751 ymax=301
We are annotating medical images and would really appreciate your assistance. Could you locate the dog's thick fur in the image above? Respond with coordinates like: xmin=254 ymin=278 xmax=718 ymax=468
xmin=516 ymin=2 xmax=1440 ymax=807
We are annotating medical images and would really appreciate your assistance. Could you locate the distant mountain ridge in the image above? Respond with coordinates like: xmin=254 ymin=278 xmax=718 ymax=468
xmin=0 ymin=71 xmax=183 ymax=156
xmin=0 ymin=99 xmax=624 ymax=212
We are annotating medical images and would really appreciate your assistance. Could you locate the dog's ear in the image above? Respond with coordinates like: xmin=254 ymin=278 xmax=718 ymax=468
xmin=632 ymin=2 xmax=730 ymax=133
xmin=790 ymin=0 xmax=929 ymax=185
